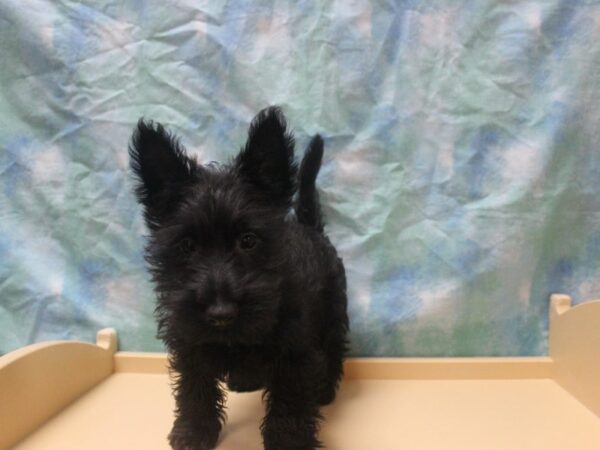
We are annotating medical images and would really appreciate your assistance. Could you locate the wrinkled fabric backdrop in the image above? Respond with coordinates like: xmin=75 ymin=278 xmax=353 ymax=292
xmin=1 ymin=0 xmax=600 ymax=356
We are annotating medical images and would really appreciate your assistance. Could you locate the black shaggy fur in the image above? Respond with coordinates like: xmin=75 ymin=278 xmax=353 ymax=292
xmin=129 ymin=107 xmax=349 ymax=450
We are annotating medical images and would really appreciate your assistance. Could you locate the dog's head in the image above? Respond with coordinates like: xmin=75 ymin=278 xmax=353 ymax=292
xmin=129 ymin=107 xmax=297 ymax=346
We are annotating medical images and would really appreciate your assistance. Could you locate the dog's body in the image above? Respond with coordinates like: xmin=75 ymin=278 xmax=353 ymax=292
xmin=130 ymin=107 xmax=348 ymax=450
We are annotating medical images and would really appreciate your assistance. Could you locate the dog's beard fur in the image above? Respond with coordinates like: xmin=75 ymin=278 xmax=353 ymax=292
xmin=130 ymin=107 xmax=348 ymax=450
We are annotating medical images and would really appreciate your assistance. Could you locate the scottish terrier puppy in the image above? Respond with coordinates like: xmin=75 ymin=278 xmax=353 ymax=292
xmin=129 ymin=107 xmax=349 ymax=450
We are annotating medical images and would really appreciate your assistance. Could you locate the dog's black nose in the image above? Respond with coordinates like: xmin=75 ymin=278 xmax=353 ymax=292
xmin=206 ymin=301 xmax=237 ymax=327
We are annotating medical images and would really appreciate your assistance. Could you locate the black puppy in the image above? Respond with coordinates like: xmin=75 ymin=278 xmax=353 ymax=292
xmin=129 ymin=107 xmax=348 ymax=450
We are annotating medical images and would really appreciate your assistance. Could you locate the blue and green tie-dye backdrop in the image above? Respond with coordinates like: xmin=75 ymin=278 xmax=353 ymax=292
xmin=2 ymin=1 xmax=600 ymax=356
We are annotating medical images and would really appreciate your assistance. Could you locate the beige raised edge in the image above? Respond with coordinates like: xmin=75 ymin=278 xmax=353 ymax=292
xmin=114 ymin=352 xmax=169 ymax=374
xmin=550 ymin=293 xmax=600 ymax=416
xmin=112 ymin=353 xmax=554 ymax=379
xmin=2 ymin=295 xmax=600 ymax=449
xmin=0 ymin=329 xmax=116 ymax=450
xmin=343 ymin=356 xmax=553 ymax=379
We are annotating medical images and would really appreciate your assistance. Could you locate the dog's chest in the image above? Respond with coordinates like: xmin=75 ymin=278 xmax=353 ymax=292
xmin=223 ymin=346 xmax=270 ymax=392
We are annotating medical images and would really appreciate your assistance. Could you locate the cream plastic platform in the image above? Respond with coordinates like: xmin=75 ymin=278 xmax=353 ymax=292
xmin=1 ymin=294 xmax=599 ymax=450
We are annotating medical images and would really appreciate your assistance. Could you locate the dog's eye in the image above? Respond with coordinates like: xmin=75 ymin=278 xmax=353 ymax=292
xmin=178 ymin=238 xmax=195 ymax=255
xmin=239 ymin=233 xmax=258 ymax=251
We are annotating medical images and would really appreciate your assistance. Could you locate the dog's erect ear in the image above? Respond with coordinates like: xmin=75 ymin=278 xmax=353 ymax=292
xmin=129 ymin=119 xmax=197 ymax=227
xmin=235 ymin=107 xmax=297 ymax=205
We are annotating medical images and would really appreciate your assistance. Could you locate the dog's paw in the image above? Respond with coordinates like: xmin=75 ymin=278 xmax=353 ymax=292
xmin=168 ymin=419 xmax=220 ymax=450
xmin=262 ymin=415 xmax=321 ymax=450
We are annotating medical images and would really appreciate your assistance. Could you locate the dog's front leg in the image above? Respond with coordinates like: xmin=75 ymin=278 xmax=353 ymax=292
xmin=262 ymin=355 xmax=322 ymax=450
xmin=168 ymin=353 xmax=225 ymax=450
